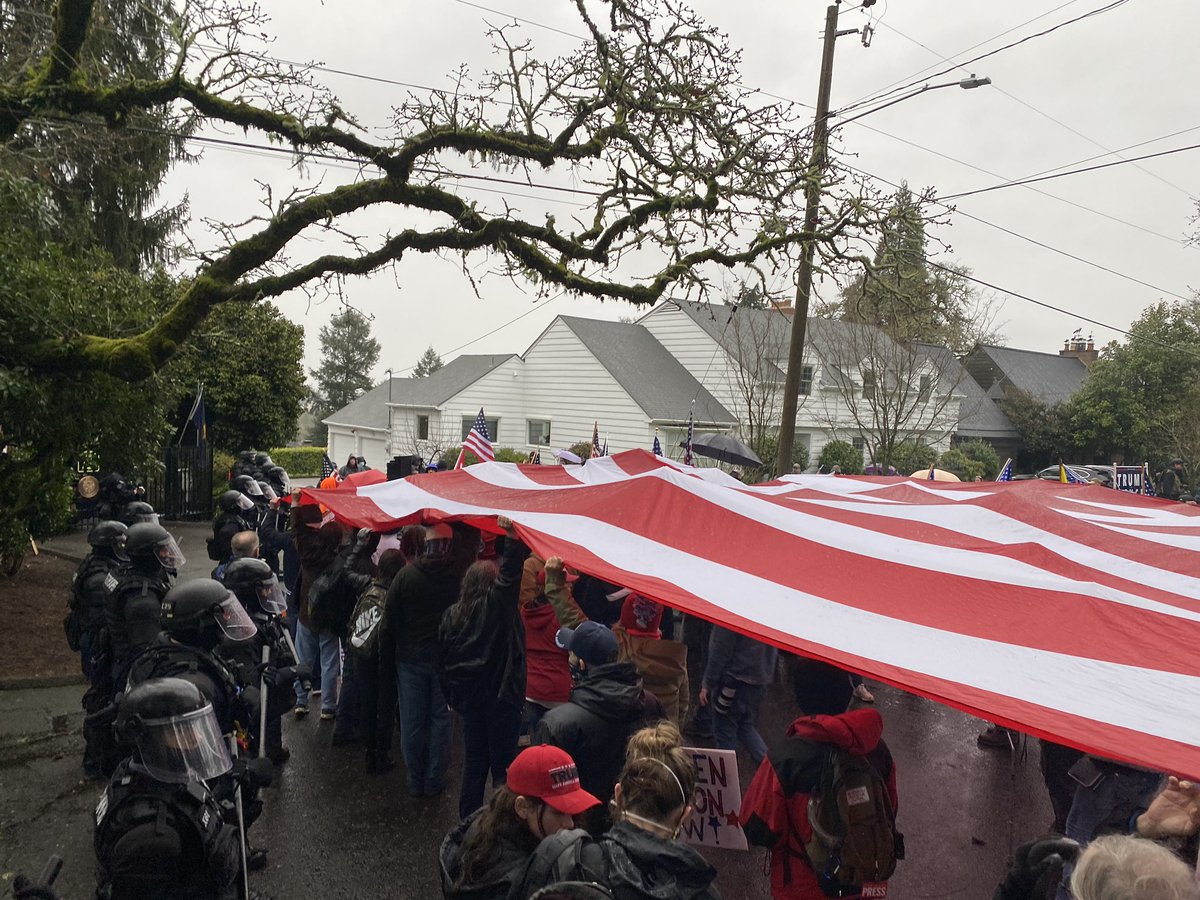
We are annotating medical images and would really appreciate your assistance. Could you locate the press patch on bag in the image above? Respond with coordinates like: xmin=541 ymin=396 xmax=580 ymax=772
xmin=846 ymin=785 xmax=870 ymax=806
xmin=862 ymin=882 xmax=888 ymax=898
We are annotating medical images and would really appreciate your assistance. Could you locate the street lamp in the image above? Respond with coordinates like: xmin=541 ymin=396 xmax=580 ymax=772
xmin=773 ymin=1 xmax=992 ymax=475
xmin=832 ymin=75 xmax=992 ymax=127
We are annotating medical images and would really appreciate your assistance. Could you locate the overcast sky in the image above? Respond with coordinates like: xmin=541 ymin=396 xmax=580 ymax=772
xmin=161 ymin=0 xmax=1199 ymax=381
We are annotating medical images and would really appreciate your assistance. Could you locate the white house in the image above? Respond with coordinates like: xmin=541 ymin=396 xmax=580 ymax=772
xmin=324 ymin=300 xmax=969 ymax=469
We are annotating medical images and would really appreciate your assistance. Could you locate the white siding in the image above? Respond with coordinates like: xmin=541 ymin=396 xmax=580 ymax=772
xmin=522 ymin=320 xmax=656 ymax=453
xmin=327 ymin=426 xmax=387 ymax=469
xmin=444 ymin=357 xmax=530 ymax=452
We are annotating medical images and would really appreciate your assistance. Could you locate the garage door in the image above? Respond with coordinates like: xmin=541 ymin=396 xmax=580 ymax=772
xmin=357 ymin=434 xmax=387 ymax=470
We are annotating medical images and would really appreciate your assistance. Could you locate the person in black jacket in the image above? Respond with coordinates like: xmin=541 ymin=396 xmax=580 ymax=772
xmin=384 ymin=521 xmax=468 ymax=796
xmin=441 ymin=744 xmax=601 ymax=900
xmin=439 ymin=516 xmax=531 ymax=818
xmin=513 ymin=746 xmax=720 ymax=900
xmin=533 ymin=621 xmax=663 ymax=825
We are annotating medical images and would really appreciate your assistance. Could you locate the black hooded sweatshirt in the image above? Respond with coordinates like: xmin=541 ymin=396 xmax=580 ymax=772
xmin=532 ymin=660 xmax=657 ymax=804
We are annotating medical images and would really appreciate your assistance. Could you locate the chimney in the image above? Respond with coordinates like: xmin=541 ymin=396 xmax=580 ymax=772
xmin=771 ymin=301 xmax=795 ymax=317
xmin=1059 ymin=332 xmax=1099 ymax=368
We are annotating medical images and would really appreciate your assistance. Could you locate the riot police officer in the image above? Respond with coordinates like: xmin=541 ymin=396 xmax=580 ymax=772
xmin=120 ymin=500 xmax=160 ymax=527
xmin=210 ymin=491 xmax=255 ymax=566
xmin=65 ymin=521 xmax=127 ymax=777
xmin=221 ymin=559 xmax=306 ymax=764
xmin=95 ymin=677 xmax=242 ymax=900
xmin=251 ymin=453 xmax=273 ymax=480
xmin=263 ymin=465 xmax=290 ymax=498
xmin=104 ymin=523 xmax=183 ymax=681
xmin=126 ymin=579 xmax=260 ymax=741
xmin=230 ymin=450 xmax=257 ymax=480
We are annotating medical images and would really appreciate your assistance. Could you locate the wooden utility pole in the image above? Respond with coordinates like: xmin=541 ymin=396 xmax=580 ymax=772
xmin=775 ymin=3 xmax=842 ymax=475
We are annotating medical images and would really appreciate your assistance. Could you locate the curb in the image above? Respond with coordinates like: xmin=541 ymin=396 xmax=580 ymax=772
xmin=0 ymin=675 xmax=87 ymax=691
xmin=36 ymin=545 xmax=85 ymax=564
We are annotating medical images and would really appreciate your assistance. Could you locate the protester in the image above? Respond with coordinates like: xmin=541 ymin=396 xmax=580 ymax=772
xmin=520 ymin=555 xmax=581 ymax=735
xmin=350 ymin=548 xmax=406 ymax=774
xmin=513 ymin=747 xmax=720 ymax=900
xmin=611 ymin=592 xmax=689 ymax=726
xmin=741 ymin=696 xmax=900 ymax=900
xmin=290 ymin=501 xmax=344 ymax=720
xmin=533 ymin=621 xmax=663 ymax=821
xmin=699 ymin=625 xmax=778 ymax=766
xmin=439 ymin=516 xmax=531 ymax=818
xmin=440 ymin=744 xmax=600 ymax=900
xmin=385 ymin=521 xmax=467 ymax=797
xmin=339 ymin=454 xmax=365 ymax=479
xmin=624 ymin=721 xmax=684 ymax=766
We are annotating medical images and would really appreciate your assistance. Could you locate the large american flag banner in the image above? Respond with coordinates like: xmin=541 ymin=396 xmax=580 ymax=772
xmin=302 ymin=449 xmax=1200 ymax=776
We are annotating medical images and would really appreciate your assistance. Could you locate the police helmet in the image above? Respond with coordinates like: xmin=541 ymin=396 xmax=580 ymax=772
xmin=115 ymin=677 xmax=231 ymax=784
xmin=254 ymin=452 xmax=273 ymax=468
xmin=161 ymin=579 xmax=257 ymax=644
xmin=230 ymin=474 xmax=263 ymax=498
xmin=122 ymin=500 xmax=159 ymax=526
xmin=222 ymin=558 xmax=286 ymax=615
xmin=87 ymin=520 xmax=129 ymax=551
xmin=218 ymin=490 xmax=254 ymax=513
xmin=126 ymin=522 xmax=186 ymax=572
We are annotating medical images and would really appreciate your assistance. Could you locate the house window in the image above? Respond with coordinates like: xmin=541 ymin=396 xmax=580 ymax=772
xmin=851 ymin=436 xmax=866 ymax=452
xmin=462 ymin=416 xmax=500 ymax=441
xmin=527 ymin=419 xmax=551 ymax=446
xmin=918 ymin=374 xmax=932 ymax=403
xmin=800 ymin=365 xmax=814 ymax=396
xmin=417 ymin=415 xmax=429 ymax=440
xmin=861 ymin=370 xmax=876 ymax=400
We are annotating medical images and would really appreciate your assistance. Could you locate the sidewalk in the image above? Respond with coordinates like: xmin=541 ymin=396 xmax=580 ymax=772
xmin=38 ymin=520 xmax=214 ymax=569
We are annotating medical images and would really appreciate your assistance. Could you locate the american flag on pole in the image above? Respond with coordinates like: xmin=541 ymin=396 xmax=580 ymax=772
xmin=652 ymin=431 xmax=664 ymax=456
xmin=590 ymin=422 xmax=602 ymax=460
xmin=601 ymin=437 xmax=609 ymax=458
xmin=320 ymin=453 xmax=338 ymax=480
xmin=683 ymin=413 xmax=694 ymax=466
xmin=996 ymin=458 xmax=1013 ymax=482
xmin=303 ymin=450 xmax=1200 ymax=777
xmin=1143 ymin=463 xmax=1157 ymax=497
xmin=456 ymin=409 xmax=495 ymax=469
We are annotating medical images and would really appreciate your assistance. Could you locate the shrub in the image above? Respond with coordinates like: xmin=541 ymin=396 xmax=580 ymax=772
xmin=493 ymin=447 xmax=526 ymax=463
xmin=438 ymin=446 xmax=462 ymax=470
xmin=269 ymin=446 xmax=327 ymax=477
xmin=29 ymin=474 xmax=75 ymax=539
xmin=752 ymin=433 xmax=809 ymax=476
xmin=817 ymin=440 xmax=864 ymax=475
xmin=568 ymin=441 xmax=594 ymax=462
xmin=937 ymin=447 xmax=986 ymax=482
xmin=889 ymin=441 xmax=939 ymax=477
xmin=950 ymin=438 xmax=1002 ymax=480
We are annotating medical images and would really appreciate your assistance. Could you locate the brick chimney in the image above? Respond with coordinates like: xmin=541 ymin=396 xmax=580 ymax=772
xmin=1060 ymin=333 xmax=1098 ymax=368
xmin=771 ymin=301 xmax=795 ymax=317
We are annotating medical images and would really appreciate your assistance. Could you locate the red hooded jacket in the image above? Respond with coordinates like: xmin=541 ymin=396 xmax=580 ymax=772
xmin=741 ymin=708 xmax=898 ymax=900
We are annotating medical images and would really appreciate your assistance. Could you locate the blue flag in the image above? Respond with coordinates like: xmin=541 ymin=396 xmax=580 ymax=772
xmin=652 ymin=432 xmax=663 ymax=456
xmin=1143 ymin=463 xmax=1157 ymax=497
xmin=996 ymin=458 xmax=1013 ymax=482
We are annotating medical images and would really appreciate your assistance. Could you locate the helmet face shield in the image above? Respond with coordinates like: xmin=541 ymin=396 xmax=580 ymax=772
xmin=155 ymin=535 xmax=186 ymax=570
xmin=234 ymin=492 xmax=255 ymax=511
xmin=256 ymin=575 xmax=287 ymax=615
xmin=215 ymin=593 xmax=258 ymax=641
xmin=242 ymin=480 xmax=264 ymax=497
xmin=133 ymin=704 xmax=232 ymax=784
xmin=259 ymin=483 xmax=278 ymax=503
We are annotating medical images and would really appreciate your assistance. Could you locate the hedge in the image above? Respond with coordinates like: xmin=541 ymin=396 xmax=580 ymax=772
xmin=269 ymin=447 xmax=327 ymax=477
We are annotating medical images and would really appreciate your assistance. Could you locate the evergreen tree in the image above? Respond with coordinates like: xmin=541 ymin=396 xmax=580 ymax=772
xmin=309 ymin=309 xmax=381 ymax=444
xmin=0 ymin=0 xmax=192 ymax=271
xmin=413 ymin=345 xmax=444 ymax=378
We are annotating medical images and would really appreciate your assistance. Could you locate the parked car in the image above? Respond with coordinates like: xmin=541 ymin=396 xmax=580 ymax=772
xmin=1035 ymin=464 xmax=1108 ymax=485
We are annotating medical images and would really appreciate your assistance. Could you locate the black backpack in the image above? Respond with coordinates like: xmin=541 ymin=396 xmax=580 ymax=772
xmin=804 ymin=747 xmax=903 ymax=897
xmin=307 ymin=550 xmax=364 ymax=636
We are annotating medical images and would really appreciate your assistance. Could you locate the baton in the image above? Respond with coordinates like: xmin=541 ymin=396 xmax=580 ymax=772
xmin=37 ymin=855 xmax=63 ymax=886
xmin=258 ymin=644 xmax=270 ymax=760
xmin=227 ymin=734 xmax=251 ymax=900
xmin=280 ymin=627 xmax=310 ymax=691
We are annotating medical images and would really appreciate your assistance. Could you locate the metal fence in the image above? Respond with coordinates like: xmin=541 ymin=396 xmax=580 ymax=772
xmin=145 ymin=444 xmax=214 ymax=520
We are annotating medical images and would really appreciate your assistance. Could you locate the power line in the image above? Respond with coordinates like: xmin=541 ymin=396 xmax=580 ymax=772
xmin=853 ymin=14 xmax=1194 ymax=198
xmin=836 ymin=0 xmax=1132 ymax=117
xmin=940 ymin=142 xmax=1200 ymax=203
xmin=841 ymin=117 xmax=1186 ymax=245
xmin=840 ymin=160 xmax=1190 ymax=301
xmin=840 ymin=0 xmax=1086 ymax=112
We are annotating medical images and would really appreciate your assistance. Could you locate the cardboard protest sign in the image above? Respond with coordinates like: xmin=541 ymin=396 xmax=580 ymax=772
xmin=681 ymin=746 xmax=748 ymax=851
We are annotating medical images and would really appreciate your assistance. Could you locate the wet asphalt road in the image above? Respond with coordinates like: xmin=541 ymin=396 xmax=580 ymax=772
xmin=2 ymin=675 xmax=1050 ymax=900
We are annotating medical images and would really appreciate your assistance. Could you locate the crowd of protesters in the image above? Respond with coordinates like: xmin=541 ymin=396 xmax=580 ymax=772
xmin=50 ymin=452 xmax=1200 ymax=900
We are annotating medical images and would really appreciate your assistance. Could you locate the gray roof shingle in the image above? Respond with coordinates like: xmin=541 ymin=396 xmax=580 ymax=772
xmin=558 ymin=316 xmax=736 ymax=425
xmin=914 ymin=343 xmax=1019 ymax=439
xmin=964 ymin=344 xmax=1088 ymax=405
xmin=323 ymin=378 xmax=411 ymax=430
xmin=389 ymin=354 xmax=516 ymax=407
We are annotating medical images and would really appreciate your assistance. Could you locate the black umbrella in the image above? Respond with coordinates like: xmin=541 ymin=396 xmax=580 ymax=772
xmin=680 ymin=432 xmax=763 ymax=468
